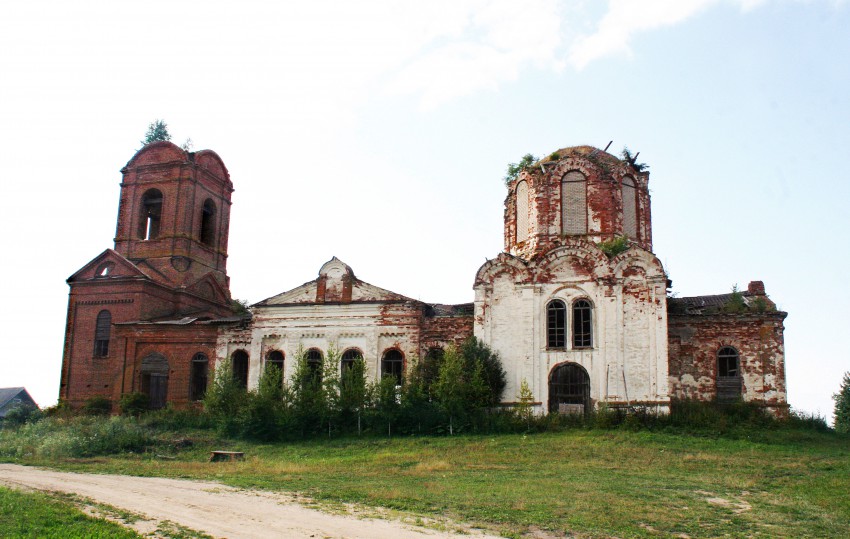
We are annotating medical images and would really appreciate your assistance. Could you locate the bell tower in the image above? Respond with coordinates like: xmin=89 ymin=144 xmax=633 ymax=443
xmin=113 ymin=141 xmax=233 ymax=294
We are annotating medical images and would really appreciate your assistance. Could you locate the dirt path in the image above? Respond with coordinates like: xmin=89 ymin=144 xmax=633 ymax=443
xmin=0 ymin=464 xmax=505 ymax=539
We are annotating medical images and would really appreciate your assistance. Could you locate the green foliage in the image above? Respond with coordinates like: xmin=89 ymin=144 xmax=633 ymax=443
xmin=82 ymin=396 xmax=112 ymax=416
xmin=203 ymin=359 xmax=247 ymax=436
xmin=433 ymin=346 xmax=466 ymax=435
xmin=118 ymin=392 xmax=149 ymax=417
xmin=141 ymin=119 xmax=171 ymax=145
xmin=597 ymin=235 xmax=630 ymax=257
xmin=621 ymin=146 xmax=649 ymax=172
xmin=722 ymin=284 xmax=748 ymax=314
xmin=503 ymin=153 xmax=537 ymax=186
xmin=833 ymin=372 xmax=850 ymax=433
xmin=548 ymin=151 xmax=561 ymax=160
xmin=459 ymin=337 xmax=507 ymax=406
xmin=0 ymin=416 xmax=153 ymax=459
xmin=2 ymin=404 xmax=42 ymax=427
xmin=515 ymin=378 xmax=534 ymax=430
xmin=230 ymin=298 xmax=250 ymax=315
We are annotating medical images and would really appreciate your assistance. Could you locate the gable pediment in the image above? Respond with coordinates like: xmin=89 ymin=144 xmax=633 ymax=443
xmin=66 ymin=249 xmax=150 ymax=283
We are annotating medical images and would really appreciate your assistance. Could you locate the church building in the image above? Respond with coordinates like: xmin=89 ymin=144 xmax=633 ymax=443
xmin=60 ymin=142 xmax=788 ymax=415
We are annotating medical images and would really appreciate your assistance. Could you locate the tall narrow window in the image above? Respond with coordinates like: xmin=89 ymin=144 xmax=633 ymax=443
xmin=381 ymin=349 xmax=404 ymax=385
xmin=547 ymin=300 xmax=566 ymax=348
xmin=572 ymin=299 xmax=593 ymax=348
xmin=716 ymin=347 xmax=742 ymax=403
xmin=266 ymin=350 xmax=284 ymax=386
xmin=516 ymin=180 xmax=529 ymax=243
xmin=621 ymin=177 xmax=637 ymax=239
xmin=138 ymin=189 xmax=163 ymax=240
xmin=305 ymin=348 xmax=323 ymax=385
xmin=341 ymin=348 xmax=362 ymax=373
xmin=93 ymin=310 xmax=111 ymax=357
xmin=231 ymin=350 xmax=249 ymax=389
xmin=200 ymin=199 xmax=216 ymax=246
xmin=562 ymin=171 xmax=587 ymax=235
xmin=141 ymin=353 xmax=169 ymax=410
xmin=190 ymin=353 xmax=209 ymax=401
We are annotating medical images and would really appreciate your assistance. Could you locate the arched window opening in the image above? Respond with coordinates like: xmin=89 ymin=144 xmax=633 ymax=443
xmin=516 ymin=180 xmax=529 ymax=243
xmin=548 ymin=363 xmax=590 ymax=415
xmin=93 ymin=310 xmax=111 ymax=357
xmin=621 ymin=177 xmax=638 ymax=239
xmin=341 ymin=348 xmax=362 ymax=373
xmin=140 ymin=353 xmax=169 ymax=410
xmin=200 ymin=199 xmax=216 ymax=246
xmin=190 ymin=353 xmax=209 ymax=401
xmin=381 ymin=349 xmax=404 ymax=385
xmin=562 ymin=171 xmax=587 ymax=235
xmin=572 ymin=300 xmax=593 ymax=348
xmin=138 ymin=189 xmax=163 ymax=240
xmin=305 ymin=348 xmax=323 ymax=384
xmin=231 ymin=350 xmax=249 ymax=390
xmin=422 ymin=347 xmax=444 ymax=389
xmin=266 ymin=350 xmax=284 ymax=386
xmin=95 ymin=262 xmax=114 ymax=278
xmin=716 ymin=347 xmax=742 ymax=403
xmin=547 ymin=300 xmax=566 ymax=348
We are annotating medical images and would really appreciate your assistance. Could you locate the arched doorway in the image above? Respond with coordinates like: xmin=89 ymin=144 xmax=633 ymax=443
xmin=140 ymin=353 xmax=169 ymax=410
xmin=548 ymin=362 xmax=590 ymax=415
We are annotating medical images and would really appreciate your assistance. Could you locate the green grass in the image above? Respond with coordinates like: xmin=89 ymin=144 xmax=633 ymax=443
xmin=0 ymin=486 xmax=143 ymax=539
xmin=6 ymin=426 xmax=848 ymax=538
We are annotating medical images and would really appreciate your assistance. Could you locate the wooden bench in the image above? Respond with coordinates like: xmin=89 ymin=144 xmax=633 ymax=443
xmin=209 ymin=450 xmax=244 ymax=462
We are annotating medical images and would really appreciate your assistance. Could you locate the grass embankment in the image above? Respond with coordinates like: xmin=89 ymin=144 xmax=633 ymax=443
xmin=0 ymin=486 xmax=143 ymax=539
xmin=3 ymin=420 xmax=848 ymax=538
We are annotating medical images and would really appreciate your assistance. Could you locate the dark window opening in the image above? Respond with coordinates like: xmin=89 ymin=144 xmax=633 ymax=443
xmin=231 ymin=350 xmax=249 ymax=389
xmin=305 ymin=348 xmax=323 ymax=385
xmin=138 ymin=189 xmax=163 ymax=240
xmin=94 ymin=310 xmax=111 ymax=357
xmin=547 ymin=300 xmax=566 ymax=348
xmin=140 ymin=353 xmax=169 ymax=410
xmin=716 ymin=346 xmax=742 ymax=403
xmin=341 ymin=348 xmax=362 ymax=373
xmin=572 ymin=299 xmax=593 ymax=348
xmin=548 ymin=362 xmax=590 ymax=414
xmin=190 ymin=353 xmax=209 ymax=401
xmin=200 ymin=199 xmax=216 ymax=246
xmin=266 ymin=350 xmax=284 ymax=386
xmin=381 ymin=349 xmax=404 ymax=385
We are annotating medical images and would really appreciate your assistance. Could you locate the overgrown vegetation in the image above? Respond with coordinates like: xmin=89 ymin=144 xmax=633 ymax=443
xmin=621 ymin=146 xmax=649 ymax=173
xmin=597 ymin=235 xmax=630 ymax=257
xmin=834 ymin=371 xmax=850 ymax=433
xmin=141 ymin=119 xmax=171 ymax=145
xmin=503 ymin=153 xmax=537 ymax=186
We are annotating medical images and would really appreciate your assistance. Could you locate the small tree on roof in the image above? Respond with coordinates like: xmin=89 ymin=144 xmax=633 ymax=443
xmin=142 ymin=119 xmax=171 ymax=146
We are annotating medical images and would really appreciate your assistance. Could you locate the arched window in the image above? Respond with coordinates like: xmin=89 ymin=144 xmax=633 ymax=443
xmin=190 ymin=353 xmax=209 ymax=401
xmin=266 ymin=350 xmax=284 ymax=386
xmin=140 ymin=353 xmax=169 ymax=410
xmin=381 ymin=349 xmax=404 ymax=385
xmin=93 ymin=310 xmax=111 ymax=357
xmin=562 ymin=171 xmax=587 ymax=235
xmin=305 ymin=348 xmax=323 ymax=384
xmin=341 ymin=348 xmax=362 ymax=373
xmin=138 ymin=189 xmax=163 ymax=240
xmin=549 ymin=362 xmax=590 ymax=414
xmin=546 ymin=300 xmax=566 ymax=348
xmin=572 ymin=299 xmax=593 ymax=348
xmin=95 ymin=262 xmax=114 ymax=278
xmin=231 ymin=350 xmax=249 ymax=389
xmin=200 ymin=199 xmax=216 ymax=246
xmin=516 ymin=180 xmax=529 ymax=243
xmin=621 ymin=177 xmax=637 ymax=239
xmin=716 ymin=346 xmax=742 ymax=403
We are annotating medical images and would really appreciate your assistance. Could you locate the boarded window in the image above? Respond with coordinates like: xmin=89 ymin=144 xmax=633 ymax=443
xmin=200 ymin=199 xmax=216 ymax=246
xmin=621 ymin=177 xmax=637 ymax=239
xmin=516 ymin=180 xmax=529 ymax=243
xmin=562 ymin=171 xmax=587 ymax=235
xmin=547 ymin=300 xmax=566 ymax=348
xmin=140 ymin=353 xmax=169 ymax=410
xmin=93 ymin=310 xmax=111 ymax=357
xmin=139 ymin=189 xmax=163 ymax=240
xmin=548 ymin=363 xmax=590 ymax=415
xmin=717 ymin=347 xmax=742 ymax=403
xmin=572 ymin=299 xmax=593 ymax=348
xmin=231 ymin=350 xmax=249 ymax=389
xmin=190 ymin=353 xmax=209 ymax=401
xmin=381 ymin=349 xmax=404 ymax=385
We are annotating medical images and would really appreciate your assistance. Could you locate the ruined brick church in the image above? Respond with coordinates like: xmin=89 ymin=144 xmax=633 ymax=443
xmin=60 ymin=142 xmax=788 ymax=415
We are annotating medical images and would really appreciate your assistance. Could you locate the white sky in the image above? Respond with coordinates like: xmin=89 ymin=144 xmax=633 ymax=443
xmin=1 ymin=0 xmax=848 ymax=422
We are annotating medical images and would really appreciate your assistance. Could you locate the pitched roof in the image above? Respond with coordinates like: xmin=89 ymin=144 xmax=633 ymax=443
xmin=0 ymin=387 xmax=37 ymax=416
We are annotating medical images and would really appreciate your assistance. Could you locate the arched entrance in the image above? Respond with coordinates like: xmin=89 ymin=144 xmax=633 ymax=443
xmin=548 ymin=362 xmax=590 ymax=415
xmin=140 ymin=353 xmax=169 ymax=410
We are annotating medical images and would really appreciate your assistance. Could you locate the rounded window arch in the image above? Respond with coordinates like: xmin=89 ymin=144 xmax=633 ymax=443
xmin=190 ymin=353 xmax=209 ymax=401
xmin=548 ymin=362 xmax=590 ymax=414
xmin=200 ymin=198 xmax=216 ymax=246
xmin=515 ymin=180 xmax=529 ymax=243
xmin=621 ymin=176 xmax=638 ymax=240
xmin=305 ymin=348 xmax=323 ymax=382
xmin=138 ymin=189 xmax=163 ymax=240
xmin=266 ymin=350 xmax=284 ymax=386
xmin=381 ymin=349 xmax=404 ymax=385
xmin=561 ymin=171 xmax=587 ymax=235
xmin=546 ymin=299 xmax=566 ymax=348
xmin=95 ymin=262 xmax=114 ymax=278
xmin=231 ymin=349 xmax=249 ymax=389
xmin=93 ymin=310 xmax=111 ymax=357
xmin=572 ymin=299 xmax=593 ymax=348
xmin=341 ymin=348 xmax=363 ymax=373
xmin=716 ymin=346 xmax=742 ymax=403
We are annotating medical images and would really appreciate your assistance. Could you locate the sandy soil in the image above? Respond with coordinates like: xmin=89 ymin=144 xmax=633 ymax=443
xmin=0 ymin=463 xmax=505 ymax=539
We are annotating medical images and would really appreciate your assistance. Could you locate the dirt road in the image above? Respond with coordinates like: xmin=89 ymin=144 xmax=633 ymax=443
xmin=0 ymin=463 xmax=505 ymax=539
